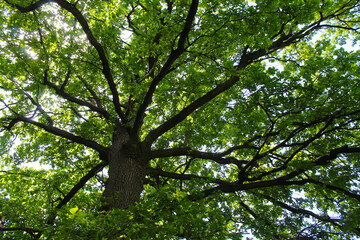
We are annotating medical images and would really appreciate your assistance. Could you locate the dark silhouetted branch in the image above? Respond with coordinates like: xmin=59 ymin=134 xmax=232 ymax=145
xmin=6 ymin=0 xmax=126 ymax=121
xmin=53 ymin=0 xmax=126 ymax=121
xmin=46 ymin=161 xmax=107 ymax=225
xmin=17 ymin=115 xmax=109 ymax=155
xmin=42 ymin=69 xmax=111 ymax=119
xmin=0 ymin=226 xmax=42 ymax=239
xmin=151 ymin=147 xmax=248 ymax=168
xmin=132 ymin=0 xmax=199 ymax=137
xmin=4 ymin=0 xmax=52 ymax=12
xmin=260 ymin=193 xmax=340 ymax=225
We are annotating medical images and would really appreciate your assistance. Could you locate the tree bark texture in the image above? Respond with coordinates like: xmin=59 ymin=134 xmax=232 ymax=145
xmin=102 ymin=127 xmax=146 ymax=209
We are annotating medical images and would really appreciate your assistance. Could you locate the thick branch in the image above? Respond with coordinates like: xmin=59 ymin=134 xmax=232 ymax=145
xmin=143 ymin=7 xmax=356 ymax=145
xmin=299 ymin=178 xmax=360 ymax=202
xmin=239 ymin=200 xmax=259 ymax=219
xmin=18 ymin=83 xmax=54 ymax=126
xmin=246 ymin=114 xmax=338 ymax=181
xmin=17 ymin=115 xmax=108 ymax=155
xmin=78 ymin=76 xmax=105 ymax=110
xmin=0 ymin=226 xmax=42 ymax=240
xmin=314 ymin=145 xmax=360 ymax=165
xmin=143 ymin=36 xmax=296 ymax=144
xmin=43 ymin=70 xmax=111 ymax=119
xmin=47 ymin=161 xmax=107 ymax=224
xmin=132 ymin=0 xmax=199 ymax=137
xmin=7 ymin=0 xmax=126 ymax=121
xmin=260 ymin=194 xmax=340 ymax=225
xmin=53 ymin=0 xmax=126 ymax=121
xmin=56 ymin=162 xmax=107 ymax=209
xmin=4 ymin=0 xmax=52 ymax=12
xmin=197 ymin=146 xmax=360 ymax=198
xmin=150 ymin=132 xmax=263 ymax=159
xmin=150 ymin=147 xmax=248 ymax=167
xmin=321 ymin=183 xmax=360 ymax=202
xmin=0 ymin=225 xmax=42 ymax=239
xmin=146 ymin=167 xmax=228 ymax=185
xmin=144 ymin=75 xmax=240 ymax=144
xmin=238 ymin=200 xmax=276 ymax=231
xmin=0 ymin=227 xmax=41 ymax=233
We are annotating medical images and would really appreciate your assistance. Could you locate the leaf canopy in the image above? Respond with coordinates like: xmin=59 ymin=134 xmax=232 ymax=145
xmin=1 ymin=0 xmax=360 ymax=239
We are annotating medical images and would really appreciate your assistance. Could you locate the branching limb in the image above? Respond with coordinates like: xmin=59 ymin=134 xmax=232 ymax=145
xmin=146 ymin=167 xmax=228 ymax=185
xmin=23 ymin=88 xmax=54 ymax=126
xmin=314 ymin=145 xmax=360 ymax=165
xmin=132 ymin=0 xmax=199 ymax=137
xmin=46 ymin=161 xmax=107 ymax=224
xmin=42 ymin=69 xmax=111 ymax=120
xmin=0 ymin=227 xmax=42 ymax=239
xmin=60 ymin=69 xmax=71 ymax=91
xmin=247 ymin=117 xmax=336 ymax=181
xmin=0 ymin=148 xmax=106 ymax=233
xmin=126 ymin=5 xmax=140 ymax=35
xmin=77 ymin=75 xmax=105 ymax=110
xmin=259 ymin=193 xmax=340 ymax=226
xmin=294 ymin=177 xmax=360 ymax=202
xmin=52 ymin=0 xmax=127 ymax=121
xmin=55 ymin=161 xmax=108 ymax=209
xmin=15 ymin=115 xmax=108 ymax=155
xmin=5 ymin=0 xmax=126 ymax=121
xmin=144 ymin=14 xmax=332 ymax=144
xmin=0 ymin=73 xmax=54 ymax=126
xmin=4 ymin=0 xmax=52 ymax=12
xmin=144 ymin=75 xmax=241 ymax=144
xmin=150 ymin=147 xmax=248 ymax=168
xmin=190 ymin=146 xmax=360 ymax=200
xmin=150 ymin=132 xmax=283 ymax=168
xmin=238 ymin=200 xmax=278 ymax=236
xmin=53 ymin=0 xmax=126 ymax=121
xmin=311 ymin=180 xmax=360 ymax=202
xmin=244 ymin=108 xmax=360 ymax=182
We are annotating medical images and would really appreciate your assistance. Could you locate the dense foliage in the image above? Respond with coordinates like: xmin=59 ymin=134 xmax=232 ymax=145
xmin=1 ymin=0 xmax=360 ymax=239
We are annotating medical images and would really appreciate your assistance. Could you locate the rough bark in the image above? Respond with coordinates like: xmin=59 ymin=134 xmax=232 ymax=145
xmin=102 ymin=127 xmax=146 ymax=209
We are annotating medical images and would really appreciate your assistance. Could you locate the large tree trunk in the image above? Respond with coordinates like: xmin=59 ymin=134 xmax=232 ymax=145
xmin=102 ymin=127 xmax=146 ymax=209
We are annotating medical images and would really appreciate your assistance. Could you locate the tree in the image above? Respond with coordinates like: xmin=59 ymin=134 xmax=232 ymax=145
xmin=0 ymin=0 xmax=360 ymax=238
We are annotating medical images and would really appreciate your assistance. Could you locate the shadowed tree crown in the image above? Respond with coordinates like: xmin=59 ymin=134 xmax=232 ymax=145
xmin=1 ymin=0 xmax=360 ymax=239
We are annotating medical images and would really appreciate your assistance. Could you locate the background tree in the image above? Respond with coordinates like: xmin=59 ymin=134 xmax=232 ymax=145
xmin=1 ymin=0 xmax=360 ymax=239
